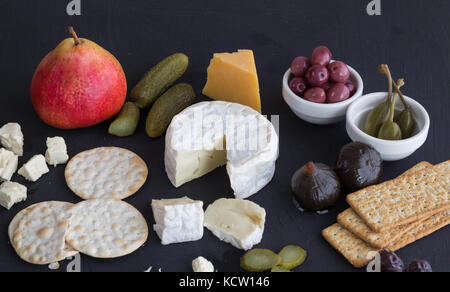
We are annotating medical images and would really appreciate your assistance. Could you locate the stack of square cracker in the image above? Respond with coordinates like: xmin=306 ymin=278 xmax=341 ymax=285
xmin=322 ymin=161 xmax=450 ymax=268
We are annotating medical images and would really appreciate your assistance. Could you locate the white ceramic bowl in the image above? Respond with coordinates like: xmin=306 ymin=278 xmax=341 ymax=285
xmin=346 ymin=92 xmax=430 ymax=161
xmin=282 ymin=62 xmax=364 ymax=125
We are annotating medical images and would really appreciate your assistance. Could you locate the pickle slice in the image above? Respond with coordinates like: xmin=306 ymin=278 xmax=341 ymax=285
xmin=278 ymin=245 xmax=307 ymax=270
xmin=271 ymin=266 xmax=291 ymax=272
xmin=241 ymin=249 xmax=281 ymax=272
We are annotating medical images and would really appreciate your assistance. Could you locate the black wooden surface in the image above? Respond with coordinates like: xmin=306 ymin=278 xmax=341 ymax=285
xmin=0 ymin=0 xmax=448 ymax=272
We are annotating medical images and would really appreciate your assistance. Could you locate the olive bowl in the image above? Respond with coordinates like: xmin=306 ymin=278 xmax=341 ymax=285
xmin=282 ymin=62 xmax=364 ymax=125
xmin=346 ymin=92 xmax=430 ymax=161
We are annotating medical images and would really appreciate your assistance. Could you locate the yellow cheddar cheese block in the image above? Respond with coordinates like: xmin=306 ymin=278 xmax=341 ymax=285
xmin=202 ymin=50 xmax=261 ymax=113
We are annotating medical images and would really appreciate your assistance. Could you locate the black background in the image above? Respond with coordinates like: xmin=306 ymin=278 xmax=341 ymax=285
xmin=0 ymin=0 xmax=448 ymax=272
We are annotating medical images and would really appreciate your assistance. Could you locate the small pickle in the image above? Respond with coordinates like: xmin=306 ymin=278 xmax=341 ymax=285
xmin=130 ymin=53 xmax=189 ymax=109
xmin=278 ymin=245 xmax=307 ymax=270
xmin=108 ymin=102 xmax=140 ymax=137
xmin=241 ymin=249 xmax=281 ymax=272
xmin=271 ymin=266 xmax=291 ymax=272
xmin=146 ymin=83 xmax=195 ymax=138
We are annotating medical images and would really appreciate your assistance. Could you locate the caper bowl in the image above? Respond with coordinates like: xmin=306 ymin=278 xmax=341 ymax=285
xmin=346 ymin=92 xmax=430 ymax=161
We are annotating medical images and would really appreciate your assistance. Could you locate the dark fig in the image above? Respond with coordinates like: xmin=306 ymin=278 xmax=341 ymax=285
xmin=336 ymin=142 xmax=383 ymax=191
xmin=291 ymin=162 xmax=341 ymax=211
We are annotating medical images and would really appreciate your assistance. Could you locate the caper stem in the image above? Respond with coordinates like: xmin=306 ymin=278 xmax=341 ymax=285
xmin=379 ymin=64 xmax=393 ymax=102
xmin=392 ymin=79 xmax=410 ymax=110
xmin=388 ymin=91 xmax=397 ymax=122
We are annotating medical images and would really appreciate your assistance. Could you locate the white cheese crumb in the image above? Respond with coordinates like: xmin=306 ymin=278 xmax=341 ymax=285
xmin=192 ymin=256 xmax=214 ymax=272
xmin=45 ymin=137 xmax=69 ymax=167
xmin=0 ymin=123 xmax=24 ymax=156
xmin=48 ymin=262 xmax=60 ymax=270
xmin=18 ymin=155 xmax=50 ymax=182
xmin=0 ymin=181 xmax=27 ymax=210
xmin=0 ymin=148 xmax=18 ymax=182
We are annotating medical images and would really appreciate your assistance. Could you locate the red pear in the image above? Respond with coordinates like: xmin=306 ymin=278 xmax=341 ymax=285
xmin=31 ymin=27 xmax=127 ymax=129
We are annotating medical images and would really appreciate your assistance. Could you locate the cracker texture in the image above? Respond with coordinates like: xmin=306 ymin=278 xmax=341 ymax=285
xmin=323 ymin=210 xmax=450 ymax=268
xmin=65 ymin=147 xmax=148 ymax=200
xmin=337 ymin=209 xmax=425 ymax=249
xmin=338 ymin=161 xmax=434 ymax=248
xmin=389 ymin=210 xmax=450 ymax=251
xmin=9 ymin=202 xmax=78 ymax=259
xmin=66 ymin=199 xmax=148 ymax=258
xmin=322 ymin=224 xmax=378 ymax=268
xmin=347 ymin=168 xmax=450 ymax=232
xmin=12 ymin=201 xmax=73 ymax=265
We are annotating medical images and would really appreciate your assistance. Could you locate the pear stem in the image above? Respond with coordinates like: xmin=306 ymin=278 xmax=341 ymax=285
xmin=68 ymin=27 xmax=80 ymax=46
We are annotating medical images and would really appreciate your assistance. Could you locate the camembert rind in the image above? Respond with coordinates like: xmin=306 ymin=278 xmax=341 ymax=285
xmin=204 ymin=198 xmax=266 ymax=250
xmin=165 ymin=101 xmax=279 ymax=199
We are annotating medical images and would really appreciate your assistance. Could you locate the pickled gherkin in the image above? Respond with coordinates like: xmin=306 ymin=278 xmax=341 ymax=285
xmin=131 ymin=53 xmax=189 ymax=109
xmin=240 ymin=249 xmax=281 ymax=272
xmin=278 ymin=245 xmax=307 ymax=270
xmin=145 ymin=83 xmax=195 ymax=138
xmin=108 ymin=102 xmax=140 ymax=137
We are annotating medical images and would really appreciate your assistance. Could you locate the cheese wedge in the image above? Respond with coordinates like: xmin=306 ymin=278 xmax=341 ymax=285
xmin=202 ymin=50 xmax=261 ymax=113
xmin=204 ymin=198 xmax=266 ymax=250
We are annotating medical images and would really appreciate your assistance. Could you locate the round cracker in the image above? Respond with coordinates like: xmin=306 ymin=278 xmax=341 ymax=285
xmin=65 ymin=147 xmax=148 ymax=200
xmin=12 ymin=201 xmax=74 ymax=265
xmin=66 ymin=199 xmax=148 ymax=258
xmin=9 ymin=202 xmax=78 ymax=259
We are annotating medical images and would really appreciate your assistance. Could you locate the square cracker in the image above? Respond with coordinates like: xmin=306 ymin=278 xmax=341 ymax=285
xmin=337 ymin=209 xmax=427 ymax=249
xmin=323 ymin=210 xmax=450 ymax=268
xmin=347 ymin=166 xmax=450 ymax=233
xmin=322 ymin=223 xmax=378 ymax=268
xmin=389 ymin=210 xmax=450 ymax=251
xmin=338 ymin=161 xmax=433 ymax=248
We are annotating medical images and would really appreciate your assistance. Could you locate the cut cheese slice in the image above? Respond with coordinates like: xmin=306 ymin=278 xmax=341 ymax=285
xmin=202 ymin=50 xmax=261 ymax=113
xmin=165 ymin=101 xmax=278 ymax=199
xmin=204 ymin=198 xmax=266 ymax=250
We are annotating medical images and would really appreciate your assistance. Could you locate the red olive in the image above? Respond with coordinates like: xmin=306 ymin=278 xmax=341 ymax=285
xmin=311 ymin=46 xmax=332 ymax=66
xmin=304 ymin=87 xmax=326 ymax=103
